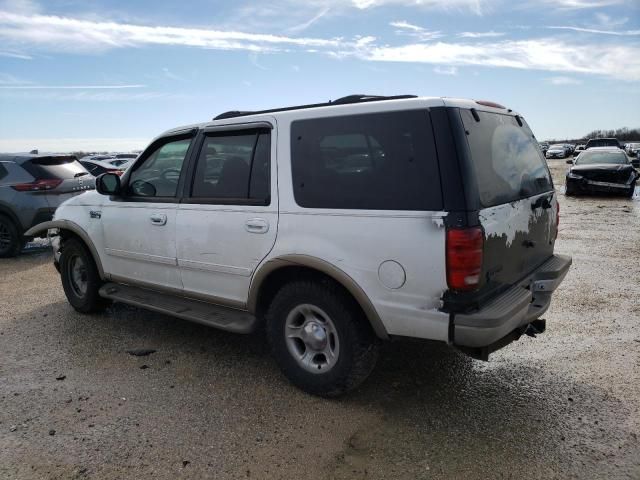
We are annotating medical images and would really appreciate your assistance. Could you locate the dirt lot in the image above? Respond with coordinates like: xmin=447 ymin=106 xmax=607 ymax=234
xmin=1 ymin=159 xmax=639 ymax=479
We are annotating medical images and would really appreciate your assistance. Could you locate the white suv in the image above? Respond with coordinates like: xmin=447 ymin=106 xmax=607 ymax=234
xmin=27 ymin=95 xmax=572 ymax=396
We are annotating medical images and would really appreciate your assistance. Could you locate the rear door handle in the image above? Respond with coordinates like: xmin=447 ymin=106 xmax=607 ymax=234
xmin=245 ymin=218 xmax=269 ymax=234
xmin=150 ymin=213 xmax=167 ymax=226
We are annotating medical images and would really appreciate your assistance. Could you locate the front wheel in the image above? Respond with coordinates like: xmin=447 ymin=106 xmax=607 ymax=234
xmin=60 ymin=238 xmax=109 ymax=313
xmin=266 ymin=280 xmax=379 ymax=397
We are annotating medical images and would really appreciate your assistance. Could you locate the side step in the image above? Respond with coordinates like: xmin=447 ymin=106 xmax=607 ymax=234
xmin=99 ymin=283 xmax=257 ymax=334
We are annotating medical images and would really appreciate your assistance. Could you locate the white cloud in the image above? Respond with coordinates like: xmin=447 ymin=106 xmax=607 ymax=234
xmin=458 ymin=30 xmax=505 ymax=38
xmin=433 ymin=65 xmax=458 ymax=75
xmin=0 ymin=137 xmax=149 ymax=153
xmin=0 ymin=50 xmax=31 ymax=59
xmin=363 ymin=38 xmax=640 ymax=81
xmin=548 ymin=25 xmax=640 ymax=36
xmin=0 ymin=84 xmax=146 ymax=89
xmin=390 ymin=20 xmax=443 ymax=40
xmin=0 ymin=10 xmax=639 ymax=82
xmin=287 ymin=7 xmax=331 ymax=33
xmin=536 ymin=0 xmax=625 ymax=9
xmin=547 ymin=76 xmax=582 ymax=85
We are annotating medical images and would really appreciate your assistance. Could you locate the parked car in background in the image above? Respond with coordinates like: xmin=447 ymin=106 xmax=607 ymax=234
xmin=546 ymin=144 xmax=569 ymax=159
xmin=624 ymin=142 xmax=640 ymax=157
xmin=0 ymin=153 xmax=94 ymax=257
xmin=539 ymin=142 xmax=549 ymax=156
xmin=109 ymin=153 xmax=138 ymax=168
xmin=79 ymin=158 xmax=127 ymax=177
xmin=585 ymin=138 xmax=622 ymax=150
xmin=565 ymin=147 xmax=637 ymax=197
xmin=564 ymin=144 xmax=575 ymax=155
xmin=26 ymin=95 xmax=571 ymax=396
xmin=575 ymin=144 xmax=586 ymax=155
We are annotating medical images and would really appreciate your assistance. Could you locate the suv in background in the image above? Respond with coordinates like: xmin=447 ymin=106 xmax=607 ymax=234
xmin=27 ymin=95 xmax=571 ymax=396
xmin=0 ymin=154 xmax=93 ymax=257
xmin=585 ymin=138 xmax=622 ymax=149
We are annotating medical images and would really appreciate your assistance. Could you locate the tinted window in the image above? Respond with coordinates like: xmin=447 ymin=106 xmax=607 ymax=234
xmin=586 ymin=139 xmax=620 ymax=149
xmin=0 ymin=163 xmax=7 ymax=182
xmin=191 ymin=130 xmax=270 ymax=202
xmin=576 ymin=151 xmax=628 ymax=165
xmin=291 ymin=110 xmax=442 ymax=210
xmin=460 ymin=110 xmax=553 ymax=207
xmin=128 ymin=138 xmax=191 ymax=197
xmin=22 ymin=156 xmax=87 ymax=180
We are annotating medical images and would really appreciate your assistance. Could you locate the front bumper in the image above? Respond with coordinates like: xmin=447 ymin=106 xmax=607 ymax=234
xmin=453 ymin=255 xmax=572 ymax=351
xmin=567 ymin=177 xmax=635 ymax=194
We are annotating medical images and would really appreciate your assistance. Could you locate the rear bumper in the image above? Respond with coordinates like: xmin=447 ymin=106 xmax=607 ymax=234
xmin=453 ymin=254 xmax=572 ymax=349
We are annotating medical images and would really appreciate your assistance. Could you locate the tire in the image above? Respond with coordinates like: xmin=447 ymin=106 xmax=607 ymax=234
xmin=628 ymin=185 xmax=636 ymax=198
xmin=60 ymin=237 xmax=109 ymax=313
xmin=0 ymin=214 xmax=22 ymax=258
xmin=266 ymin=279 xmax=380 ymax=397
xmin=565 ymin=185 xmax=575 ymax=196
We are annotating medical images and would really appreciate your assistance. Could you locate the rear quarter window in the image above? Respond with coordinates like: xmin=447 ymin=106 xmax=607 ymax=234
xmin=290 ymin=110 xmax=442 ymax=210
xmin=460 ymin=109 xmax=553 ymax=207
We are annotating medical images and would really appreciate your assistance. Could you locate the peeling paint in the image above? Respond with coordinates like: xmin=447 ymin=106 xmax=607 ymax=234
xmin=480 ymin=196 xmax=550 ymax=247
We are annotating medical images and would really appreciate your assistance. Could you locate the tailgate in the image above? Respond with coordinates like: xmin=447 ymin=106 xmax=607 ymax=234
xmin=456 ymin=107 xmax=558 ymax=305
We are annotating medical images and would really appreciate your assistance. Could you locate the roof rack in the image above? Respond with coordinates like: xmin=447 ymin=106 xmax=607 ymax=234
xmin=213 ymin=94 xmax=417 ymax=121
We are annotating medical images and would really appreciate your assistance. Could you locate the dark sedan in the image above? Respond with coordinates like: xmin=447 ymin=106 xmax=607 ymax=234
xmin=566 ymin=148 xmax=637 ymax=197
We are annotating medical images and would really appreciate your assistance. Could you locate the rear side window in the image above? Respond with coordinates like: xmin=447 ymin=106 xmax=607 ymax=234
xmin=0 ymin=163 xmax=7 ymax=182
xmin=460 ymin=110 xmax=553 ymax=207
xmin=22 ymin=156 xmax=87 ymax=180
xmin=291 ymin=110 xmax=442 ymax=210
xmin=191 ymin=129 xmax=270 ymax=203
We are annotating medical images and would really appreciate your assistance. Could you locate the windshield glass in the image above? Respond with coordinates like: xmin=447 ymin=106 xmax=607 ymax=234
xmin=576 ymin=151 xmax=627 ymax=165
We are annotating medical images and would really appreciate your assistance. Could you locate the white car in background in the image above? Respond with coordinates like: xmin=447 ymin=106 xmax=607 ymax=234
xmin=546 ymin=144 xmax=569 ymax=159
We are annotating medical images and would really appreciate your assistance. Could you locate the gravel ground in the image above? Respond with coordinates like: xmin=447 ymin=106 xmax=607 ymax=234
xmin=1 ymin=159 xmax=638 ymax=479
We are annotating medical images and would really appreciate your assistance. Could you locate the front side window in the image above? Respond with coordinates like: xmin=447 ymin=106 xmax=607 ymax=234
xmin=127 ymin=138 xmax=192 ymax=197
xmin=291 ymin=110 xmax=442 ymax=210
xmin=191 ymin=130 xmax=270 ymax=203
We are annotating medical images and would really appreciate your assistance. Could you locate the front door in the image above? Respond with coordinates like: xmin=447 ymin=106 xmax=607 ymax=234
xmin=176 ymin=123 xmax=277 ymax=306
xmin=101 ymin=133 xmax=195 ymax=290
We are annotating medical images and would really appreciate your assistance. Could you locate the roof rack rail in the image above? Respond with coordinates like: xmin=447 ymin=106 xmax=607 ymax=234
xmin=212 ymin=94 xmax=417 ymax=121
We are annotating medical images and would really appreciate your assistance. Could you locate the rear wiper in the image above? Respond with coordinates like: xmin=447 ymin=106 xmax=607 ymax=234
xmin=74 ymin=172 xmax=89 ymax=178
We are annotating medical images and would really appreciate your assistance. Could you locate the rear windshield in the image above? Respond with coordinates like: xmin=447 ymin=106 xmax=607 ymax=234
xmin=576 ymin=151 xmax=627 ymax=165
xmin=460 ymin=109 xmax=553 ymax=208
xmin=291 ymin=110 xmax=442 ymax=210
xmin=587 ymin=139 xmax=619 ymax=148
xmin=22 ymin=156 xmax=87 ymax=180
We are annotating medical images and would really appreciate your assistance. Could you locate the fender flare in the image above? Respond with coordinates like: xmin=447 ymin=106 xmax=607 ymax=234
xmin=24 ymin=220 xmax=106 ymax=280
xmin=248 ymin=254 xmax=389 ymax=339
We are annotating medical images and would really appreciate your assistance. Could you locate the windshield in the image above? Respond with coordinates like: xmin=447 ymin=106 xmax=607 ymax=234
xmin=576 ymin=151 xmax=627 ymax=165
xmin=550 ymin=145 xmax=564 ymax=149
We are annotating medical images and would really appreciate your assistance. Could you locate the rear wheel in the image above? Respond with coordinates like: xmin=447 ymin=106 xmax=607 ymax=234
xmin=0 ymin=215 xmax=22 ymax=258
xmin=60 ymin=238 xmax=109 ymax=313
xmin=266 ymin=279 xmax=379 ymax=397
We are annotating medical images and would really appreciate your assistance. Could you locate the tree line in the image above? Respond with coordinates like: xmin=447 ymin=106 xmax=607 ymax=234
xmin=547 ymin=127 xmax=640 ymax=143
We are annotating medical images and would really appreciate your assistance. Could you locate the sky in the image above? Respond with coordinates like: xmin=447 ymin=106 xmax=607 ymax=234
xmin=0 ymin=0 xmax=639 ymax=152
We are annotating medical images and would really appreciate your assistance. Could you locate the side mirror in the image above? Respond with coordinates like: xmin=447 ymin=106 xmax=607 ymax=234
xmin=565 ymin=159 xmax=573 ymax=164
xmin=96 ymin=173 xmax=121 ymax=196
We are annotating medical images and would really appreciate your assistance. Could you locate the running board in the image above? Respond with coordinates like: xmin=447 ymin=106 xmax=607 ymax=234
xmin=98 ymin=283 xmax=256 ymax=334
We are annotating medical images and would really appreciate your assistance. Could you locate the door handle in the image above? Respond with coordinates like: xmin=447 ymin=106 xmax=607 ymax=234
xmin=150 ymin=213 xmax=167 ymax=226
xmin=245 ymin=218 xmax=269 ymax=234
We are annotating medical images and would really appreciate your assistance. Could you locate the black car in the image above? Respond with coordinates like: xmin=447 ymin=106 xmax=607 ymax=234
xmin=565 ymin=148 xmax=637 ymax=197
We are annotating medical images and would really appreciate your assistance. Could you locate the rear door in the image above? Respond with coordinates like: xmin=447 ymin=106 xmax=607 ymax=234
xmin=176 ymin=123 xmax=277 ymax=306
xmin=458 ymin=108 xmax=557 ymax=303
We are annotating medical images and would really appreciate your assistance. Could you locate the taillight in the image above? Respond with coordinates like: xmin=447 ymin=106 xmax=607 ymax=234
xmin=446 ymin=227 xmax=484 ymax=291
xmin=555 ymin=201 xmax=560 ymax=240
xmin=11 ymin=179 xmax=63 ymax=191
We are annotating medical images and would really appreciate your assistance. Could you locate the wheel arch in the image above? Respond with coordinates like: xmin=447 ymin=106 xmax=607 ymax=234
xmin=25 ymin=219 xmax=106 ymax=280
xmin=0 ymin=204 xmax=23 ymax=234
xmin=248 ymin=254 xmax=389 ymax=340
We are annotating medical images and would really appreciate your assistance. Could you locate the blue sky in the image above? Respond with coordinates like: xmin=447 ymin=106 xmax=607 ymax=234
xmin=0 ymin=0 xmax=639 ymax=152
